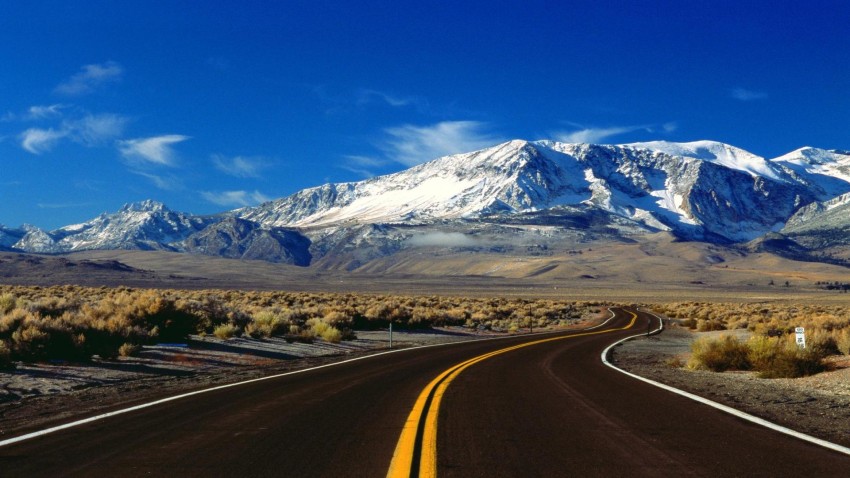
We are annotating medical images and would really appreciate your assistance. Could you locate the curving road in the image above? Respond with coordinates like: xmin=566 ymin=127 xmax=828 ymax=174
xmin=1 ymin=309 xmax=849 ymax=477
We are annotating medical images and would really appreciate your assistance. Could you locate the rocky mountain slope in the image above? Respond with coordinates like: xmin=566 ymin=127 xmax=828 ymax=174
xmin=4 ymin=139 xmax=850 ymax=268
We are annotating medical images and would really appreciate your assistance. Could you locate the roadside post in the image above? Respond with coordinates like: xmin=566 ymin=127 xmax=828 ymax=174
xmin=795 ymin=327 xmax=806 ymax=349
xmin=389 ymin=322 xmax=393 ymax=349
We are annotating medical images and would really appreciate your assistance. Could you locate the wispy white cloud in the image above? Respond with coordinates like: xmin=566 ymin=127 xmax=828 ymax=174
xmin=119 ymin=134 xmax=190 ymax=166
xmin=130 ymin=170 xmax=182 ymax=190
xmin=357 ymin=89 xmax=422 ymax=108
xmin=339 ymin=155 xmax=388 ymax=178
xmin=20 ymin=127 xmax=67 ymax=154
xmin=67 ymin=113 xmax=129 ymax=146
xmin=201 ymin=190 xmax=270 ymax=207
xmin=55 ymin=61 xmax=123 ymax=96
xmin=382 ymin=121 xmax=502 ymax=166
xmin=552 ymin=120 xmax=678 ymax=144
xmin=18 ymin=113 xmax=129 ymax=153
xmin=212 ymin=154 xmax=269 ymax=178
xmin=27 ymin=104 xmax=68 ymax=120
xmin=37 ymin=201 xmax=93 ymax=209
xmin=662 ymin=122 xmax=679 ymax=133
xmin=554 ymin=124 xmax=654 ymax=144
xmin=731 ymin=87 xmax=768 ymax=101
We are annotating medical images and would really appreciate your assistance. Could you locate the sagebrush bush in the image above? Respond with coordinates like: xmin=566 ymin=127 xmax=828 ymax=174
xmin=690 ymin=334 xmax=828 ymax=378
xmin=213 ymin=323 xmax=240 ymax=340
xmin=688 ymin=335 xmax=750 ymax=372
xmin=749 ymin=335 xmax=826 ymax=378
xmin=0 ymin=293 xmax=16 ymax=315
xmin=0 ymin=284 xmax=598 ymax=362
xmin=837 ymin=329 xmax=850 ymax=356
xmin=118 ymin=342 xmax=142 ymax=357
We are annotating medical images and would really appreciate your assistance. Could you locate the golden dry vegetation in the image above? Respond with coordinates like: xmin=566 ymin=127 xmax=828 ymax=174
xmin=653 ymin=302 xmax=850 ymax=377
xmin=0 ymin=285 xmax=599 ymax=368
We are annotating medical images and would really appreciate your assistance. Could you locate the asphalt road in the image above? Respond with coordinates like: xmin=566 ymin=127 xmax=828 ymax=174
xmin=2 ymin=309 xmax=849 ymax=477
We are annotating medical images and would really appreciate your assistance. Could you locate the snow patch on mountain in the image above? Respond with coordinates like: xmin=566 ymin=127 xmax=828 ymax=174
xmin=625 ymin=140 xmax=786 ymax=181
xmin=771 ymin=147 xmax=850 ymax=199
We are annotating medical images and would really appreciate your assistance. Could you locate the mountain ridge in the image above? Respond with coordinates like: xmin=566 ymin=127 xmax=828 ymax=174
xmin=4 ymin=139 xmax=850 ymax=268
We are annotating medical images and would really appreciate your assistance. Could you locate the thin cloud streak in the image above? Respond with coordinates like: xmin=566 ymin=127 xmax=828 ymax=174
xmin=130 ymin=170 xmax=182 ymax=190
xmin=382 ymin=121 xmax=502 ymax=166
xmin=20 ymin=128 xmax=66 ymax=154
xmin=54 ymin=61 xmax=124 ymax=96
xmin=18 ymin=113 xmax=129 ymax=153
xmin=553 ymin=122 xmax=676 ymax=144
xmin=27 ymin=104 xmax=68 ymax=120
xmin=357 ymin=89 xmax=423 ymax=108
xmin=37 ymin=201 xmax=93 ymax=209
xmin=339 ymin=155 xmax=389 ymax=178
xmin=731 ymin=87 xmax=768 ymax=101
xmin=119 ymin=135 xmax=190 ymax=166
xmin=201 ymin=190 xmax=270 ymax=207
xmin=68 ymin=113 xmax=129 ymax=146
xmin=212 ymin=154 xmax=269 ymax=178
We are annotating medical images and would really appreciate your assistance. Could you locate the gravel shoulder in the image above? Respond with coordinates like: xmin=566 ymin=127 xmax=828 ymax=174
xmin=611 ymin=322 xmax=850 ymax=448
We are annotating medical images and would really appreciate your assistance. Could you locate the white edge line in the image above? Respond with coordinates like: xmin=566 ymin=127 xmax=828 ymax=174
xmin=601 ymin=309 xmax=850 ymax=457
xmin=1 ymin=312 xmax=617 ymax=448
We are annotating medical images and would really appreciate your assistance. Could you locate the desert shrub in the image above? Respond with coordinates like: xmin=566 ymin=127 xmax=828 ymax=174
xmin=213 ymin=323 xmax=240 ymax=340
xmin=753 ymin=341 xmax=826 ymax=378
xmin=687 ymin=335 xmax=750 ymax=372
xmin=807 ymin=330 xmax=840 ymax=357
xmin=245 ymin=310 xmax=289 ymax=338
xmin=0 ymin=293 xmax=15 ymax=315
xmin=0 ymin=285 xmax=606 ymax=359
xmin=697 ymin=320 xmax=726 ymax=332
xmin=837 ymin=329 xmax=850 ymax=356
xmin=306 ymin=318 xmax=342 ymax=343
xmin=320 ymin=326 xmax=343 ymax=343
xmin=747 ymin=335 xmax=782 ymax=371
xmin=118 ymin=342 xmax=142 ymax=357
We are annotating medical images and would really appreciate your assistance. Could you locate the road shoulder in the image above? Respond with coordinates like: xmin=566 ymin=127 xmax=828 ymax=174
xmin=611 ymin=324 xmax=850 ymax=448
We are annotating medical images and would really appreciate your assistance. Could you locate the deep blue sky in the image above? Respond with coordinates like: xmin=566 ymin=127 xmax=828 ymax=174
xmin=2 ymin=1 xmax=848 ymax=229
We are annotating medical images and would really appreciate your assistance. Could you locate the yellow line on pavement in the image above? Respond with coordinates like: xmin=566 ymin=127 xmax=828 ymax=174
xmin=386 ymin=309 xmax=638 ymax=478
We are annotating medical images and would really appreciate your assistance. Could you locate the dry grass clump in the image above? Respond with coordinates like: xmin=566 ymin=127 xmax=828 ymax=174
xmin=687 ymin=334 xmax=828 ymax=378
xmin=0 ymin=285 xmax=599 ymax=363
xmin=656 ymin=300 xmax=850 ymax=378
xmin=838 ymin=329 xmax=850 ymax=356
xmin=213 ymin=323 xmax=240 ymax=340
xmin=654 ymin=301 xmax=850 ymax=358
xmin=687 ymin=335 xmax=750 ymax=372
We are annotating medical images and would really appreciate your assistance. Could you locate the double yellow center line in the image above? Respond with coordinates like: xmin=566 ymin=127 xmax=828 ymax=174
xmin=386 ymin=309 xmax=638 ymax=478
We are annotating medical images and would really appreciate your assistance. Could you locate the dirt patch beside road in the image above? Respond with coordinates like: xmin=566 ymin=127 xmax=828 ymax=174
xmin=611 ymin=324 xmax=850 ymax=448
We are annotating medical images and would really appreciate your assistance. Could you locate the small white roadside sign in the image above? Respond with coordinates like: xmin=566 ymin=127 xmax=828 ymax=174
xmin=795 ymin=327 xmax=806 ymax=349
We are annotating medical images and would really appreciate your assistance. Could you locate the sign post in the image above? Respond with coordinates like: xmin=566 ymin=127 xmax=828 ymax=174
xmin=389 ymin=322 xmax=393 ymax=349
xmin=795 ymin=327 xmax=806 ymax=349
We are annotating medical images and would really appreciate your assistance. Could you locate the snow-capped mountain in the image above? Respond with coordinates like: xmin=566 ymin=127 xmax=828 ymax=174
xmin=780 ymin=192 xmax=850 ymax=249
xmin=14 ymin=200 xmax=214 ymax=253
xmin=771 ymin=147 xmax=850 ymax=199
xmin=6 ymin=139 xmax=850 ymax=266
xmin=239 ymin=139 xmax=833 ymax=242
